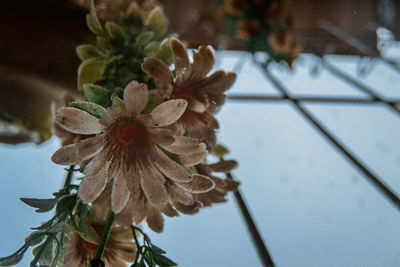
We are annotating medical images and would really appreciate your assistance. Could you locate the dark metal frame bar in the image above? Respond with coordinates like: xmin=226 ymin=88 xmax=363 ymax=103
xmin=224 ymin=20 xmax=400 ymax=267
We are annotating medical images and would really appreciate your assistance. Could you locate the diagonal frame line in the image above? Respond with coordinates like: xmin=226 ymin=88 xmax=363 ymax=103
xmin=227 ymin=94 xmax=400 ymax=104
xmin=227 ymin=172 xmax=276 ymax=267
xmin=322 ymin=60 xmax=400 ymax=115
xmin=258 ymin=63 xmax=400 ymax=211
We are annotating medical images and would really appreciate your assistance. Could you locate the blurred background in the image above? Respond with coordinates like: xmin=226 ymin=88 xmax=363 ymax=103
xmin=1 ymin=0 xmax=400 ymax=266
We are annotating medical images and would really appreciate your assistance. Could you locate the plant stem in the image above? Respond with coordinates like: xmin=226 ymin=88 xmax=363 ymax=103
xmin=95 ymin=212 xmax=115 ymax=260
xmin=63 ymin=165 xmax=75 ymax=189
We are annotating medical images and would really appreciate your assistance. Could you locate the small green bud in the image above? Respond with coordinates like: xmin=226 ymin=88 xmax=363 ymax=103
xmin=145 ymin=6 xmax=167 ymax=38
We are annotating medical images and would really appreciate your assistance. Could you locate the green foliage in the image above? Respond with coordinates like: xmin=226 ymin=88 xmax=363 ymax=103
xmin=145 ymin=7 xmax=167 ymax=38
xmin=78 ymin=58 xmax=107 ymax=90
xmin=76 ymin=0 xmax=172 ymax=104
xmin=0 ymin=168 xmax=93 ymax=267
xmin=69 ymin=101 xmax=107 ymax=119
xmin=83 ymin=84 xmax=112 ymax=107
xmin=211 ymin=144 xmax=230 ymax=158
xmin=131 ymin=226 xmax=177 ymax=267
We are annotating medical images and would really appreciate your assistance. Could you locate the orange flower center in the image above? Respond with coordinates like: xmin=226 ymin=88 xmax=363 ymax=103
xmin=115 ymin=120 xmax=149 ymax=148
xmin=83 ymin=240 xmax=99 ymax=251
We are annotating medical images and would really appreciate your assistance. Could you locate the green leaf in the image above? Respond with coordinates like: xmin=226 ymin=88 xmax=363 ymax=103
xmin=105 ymin=21 xmax=127 ymax=39
xmin=127 ymin=2 xmax=142 ymax=19
xmin=156 ymin=38 xmax=173 ymax=65
xmin=142 ymin=94 xmax=155 ymax=114
xmin=20 ymin=198 xmax=56 ymax=213
xmin=111 ymin=93 xmax=126 ymax=111
xmin=83 ymin=84 xmax=111 ymax=107
xmin=55 ymin=194 xmax=77 ymax=217
xmin=0 ymin=251 xmax=25 ymax=266
xmin=69 ymin=101 xmax=107 ymax=119
xmin=137 ymin=31 xmax=154 ymax=46
xmin=96 ymin=36 xmax=113 ymax=53
xmin=32 ymin=218 xmax=55 ymax=230
xmin=77 ymin=58 xmax=106 ymax=90
xmin=76 ymin=44 xmax=105 ymax=61
xmin=25 ymin=233 xmax=45 ymax=247
xmin=211 ymin=144 xmax=230 ymax=158
xmin=151 ymin=244 xmax=166 ymax=254
xmin=153 ymin=253 xmax=177 ymax=267
xmin=78 ymin=217 xmax=100 ymax=245
xmin=86 ymin=0 xmax=104 ymax=35
xmin=48 ymin=222 xmax=74 ymax=234
xmin=145 ymin=6 xmax=167 ymax=38
xmin=37 ymin=239 xmax=55 ymax=266
xmin=144 ymin=41 xmax=160 ymax=56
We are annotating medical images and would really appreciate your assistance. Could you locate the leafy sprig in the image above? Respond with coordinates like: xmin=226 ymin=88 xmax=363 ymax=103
xmin=131 ymin=226 xmax=177 ymax=267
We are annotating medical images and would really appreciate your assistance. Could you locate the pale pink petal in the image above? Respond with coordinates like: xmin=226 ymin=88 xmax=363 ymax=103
xmin=124 ymin=81 xmax=149 ymax=115
xmin=83 ymin=149 xmax=108 ymax=175
xmin=131 ymin=192 xmax=147 ymax=224
xmin=142 ymin=57 xmax=173 ymax=84
xmin=179 ymin=143 xmax=207 ymax=166
xmin=170 ymin=38 xmax=190 ymax=85
xmin=176 ymin=174 xmax=215 ymax=193
xmin=140 ymin=161 xmax=169 ymax=208
xmin=125 ymin=165 xmax=141 ymax=195
xmin=160 ymin=203 xmax=179 ymax=217
xmin=167 ymin=182 xmax=194 ymax=205
xmin=173 ymin=201 xmax=202 ymax=215
xmin=51 ymin=136 xmax=103 ymax=165
xmin=154 ymin=148 xmax=192 ymax=182
xmin=190 ymin=45 xmax=215 ymax=81
xmin=150 ymin=99 xmax=188 ymax=127
xmin=207 ymin=160 xmax=238 ymax=173
xmin=202 ymin=71 xmax=236 ymax=94
xmin=111 ymin=171 xmax=131 ymax=214
xmin=56 ymin=107 xmax=104 ymax=134
xmin=145 ymin=203 xmax=164 ymax=233
xmin=161 ymin=136 xmax=201 ymax=154
xmin=149 ymin=128 xmax=175 ymax=146
xmin=78 ymin=165 xmax=109 ymax=203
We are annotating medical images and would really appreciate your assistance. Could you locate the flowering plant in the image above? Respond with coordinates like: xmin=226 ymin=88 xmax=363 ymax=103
xmin=0 ymin=1 xmax=238 ymax=266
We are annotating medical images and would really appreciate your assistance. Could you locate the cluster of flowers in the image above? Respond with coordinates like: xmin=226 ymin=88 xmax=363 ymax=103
xmin=0 ymin=1 xmax=239 ymax=266
xmin=218 ymin=0 xmax=300 ymax=67
xmin=50 ymin=1 xmax=239 ymax=266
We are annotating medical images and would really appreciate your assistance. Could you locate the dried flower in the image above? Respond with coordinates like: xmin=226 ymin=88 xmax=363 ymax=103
xmin=142 ymin=39 xmax=236 ymax=150
xmin=51 ymin=81 xmax=215 ymax=228
xmin=195 ymin=160 xmax=240 ymax=207
xmin=64 ymin=211 xmax=136 ymax=267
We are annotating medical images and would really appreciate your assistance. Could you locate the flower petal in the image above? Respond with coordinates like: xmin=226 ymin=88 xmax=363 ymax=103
xmin=150 ymin=99 xmax=187 ymax=127
xmin=160 ymin=203 xmax=179 ymax=217
xmin=78 ymin=165 xmax=109 ymax=203
xmin=131 ymin=192 xmax=147 ymax=225
xmin=83 ymin=149 xmax=108 ymax=175
xmin=111 ymin=171 xmax=131 ymax=214
xmin=149 ymin=128 xmax=175 ymax=146
xmin=173 ymin=201 xmax=202 ymax=215
xmin=202 ymin=70 xmax=236 ymax=94
xmin=179 ymin=143 xmax=207 ymax=166
xmin=142 ymin=57 xmax=173 ymax=84
xmin=190 ymin=45 xmax=215 ymax=81
xmin=140 ymin=162 xmax=169 ymax=208
xmin=56 ymin=107 xmax=104 ymax=134
xmin=161 ymin=136 xmax=201 ymax=154
xmin=154 ymin=148 xmax=192 ymax=182
xmin=170 ymin=38 xmax=190 ymax=85
xmin=124 ymin=81 xmax=149 ymax=115
xmin=146 ymin=203 xmax=164 ymax=233
xmin=51 ymin=136 xmax=103 ymax=165
xmin=207 ymin=160 xmax=238 ymax=173
xmin=167 ymin=182 xmax=194 ymax=205
xmin=176 ymin=174 xmax=215 ymax=193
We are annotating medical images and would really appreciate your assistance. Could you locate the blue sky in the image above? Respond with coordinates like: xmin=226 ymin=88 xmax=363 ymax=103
xmin=1 ymin=50 xmax=400 ymax=266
